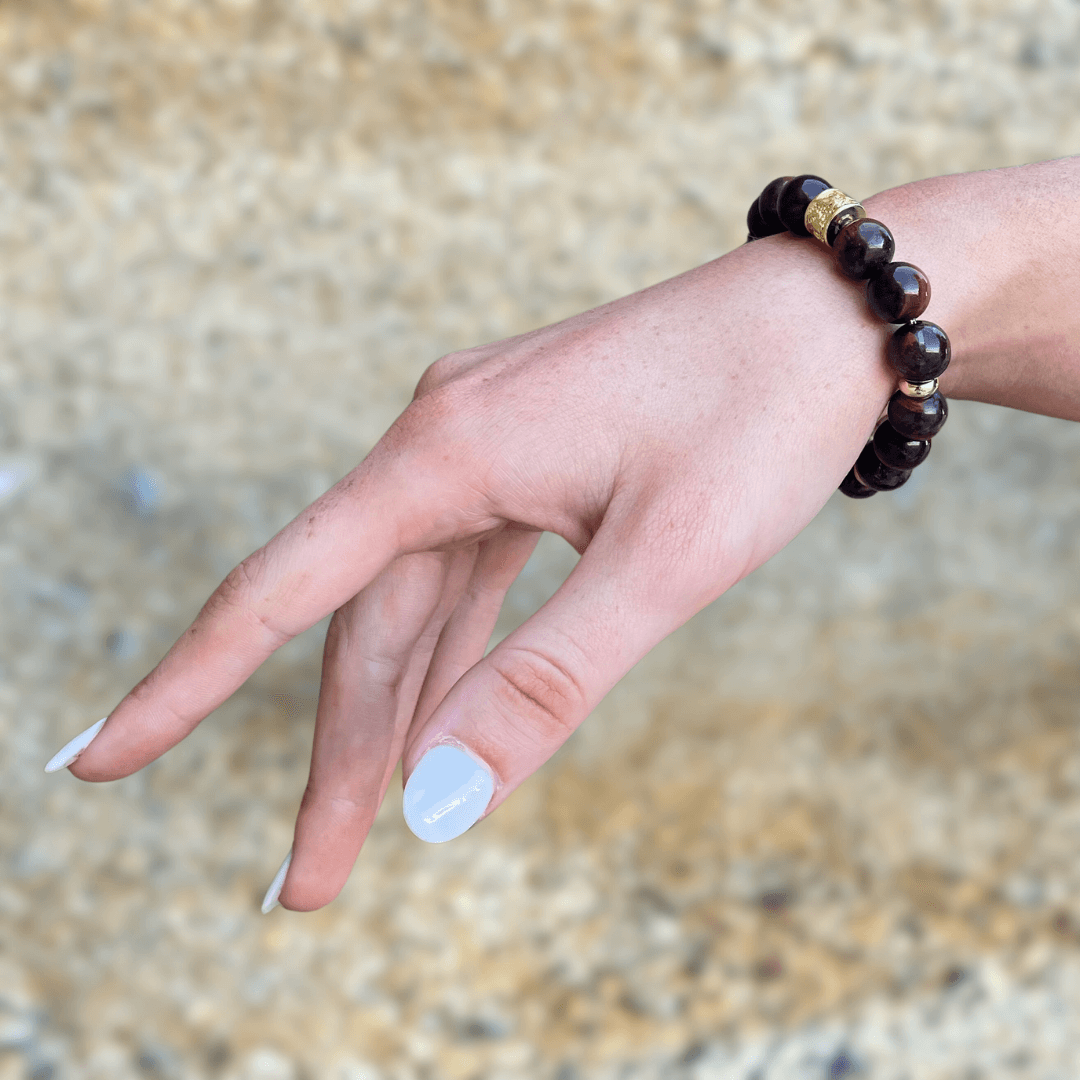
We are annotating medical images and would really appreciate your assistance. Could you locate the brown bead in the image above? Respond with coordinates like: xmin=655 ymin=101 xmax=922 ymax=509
xmin=887 ymin=389 xmax=948 ymax=440
xmin=746 ymin=200 xmax=770 ymax=239
xmin=757 ymin=176 xmax=792 ymax=235
xmin=873 ymin=421 xmax=931 ymax=469
xmin=833 ymin=219 xmax=895 ymax=280
xmin=886 ymin=321 xmax=951 ymax=382
xmin=854 ymin=442 xmax=911 ymax=492
xmin=826 ymin=204 xmax=867 ymax=246
xmin=866 ymin=262 xmax=931 ymax=323
xmin=776 ymin=175 xmax=831 ymax=236
xmin=839 ymin=467 xmax=876 ymax=499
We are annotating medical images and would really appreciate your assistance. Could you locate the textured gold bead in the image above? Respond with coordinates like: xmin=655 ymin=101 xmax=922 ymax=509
xmin=804 ymin=188 xmax=864 ymax=245
xmin=899 ymin=378 xmax=939 ymax=399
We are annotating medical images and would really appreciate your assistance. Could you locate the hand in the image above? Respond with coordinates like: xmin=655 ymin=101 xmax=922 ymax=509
xmin=67 ymin=159 xmax=1071 ymax=912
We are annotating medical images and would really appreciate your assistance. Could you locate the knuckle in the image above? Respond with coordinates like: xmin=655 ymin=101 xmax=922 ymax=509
xmin=487 ymin=644 xmax=587 ymax=743
xmin=385 ymin=381 xmax=462 ymax=453
xmin=206 ymin=551 xmax=289 ymax=647
xmin=329 ymin=595 xmax=434 ymax=698
xmin=358 ymin=650 xmax=411 ymax=695
xmin=215 ymin=554 xmax=262 ymax=610
xmin=381 ymin=384 xmax=490 ymax=507
xmin=327 ymin=792 xmax=372 ymax=819
xmin=299 ymin=782 xmax=372 ymax=824
xmin=413 ymin=350 xmax=473 ymax=400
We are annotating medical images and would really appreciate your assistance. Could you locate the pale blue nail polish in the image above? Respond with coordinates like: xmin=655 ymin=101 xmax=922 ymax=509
xmin=261 ymin=850 xmax=292 ymax=914
xmin=44 ymin=717 xmax=108 ymax=773
xmin=402 ymin=745 xmax=494 ymax=844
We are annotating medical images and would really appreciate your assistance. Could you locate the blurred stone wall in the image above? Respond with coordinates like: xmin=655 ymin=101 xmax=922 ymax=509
xmin=2 ymin=1 xmax=1080 ymax=1078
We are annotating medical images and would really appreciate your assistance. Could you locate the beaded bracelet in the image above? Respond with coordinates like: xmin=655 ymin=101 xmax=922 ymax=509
xmin=746 ymin=175 xmax=949 ymax=499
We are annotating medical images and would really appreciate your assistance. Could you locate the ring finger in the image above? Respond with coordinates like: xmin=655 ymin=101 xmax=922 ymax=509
xmin=278 ymin=545 xmax=478 ymax=910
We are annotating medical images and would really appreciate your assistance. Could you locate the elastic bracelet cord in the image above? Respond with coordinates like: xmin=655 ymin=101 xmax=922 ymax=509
xmin=746 ymin=175 xmax=950 ymax=499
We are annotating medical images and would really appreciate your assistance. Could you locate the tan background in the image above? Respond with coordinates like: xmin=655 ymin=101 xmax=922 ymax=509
xmin=2 ymin=2 xmax=1080 ymax=1078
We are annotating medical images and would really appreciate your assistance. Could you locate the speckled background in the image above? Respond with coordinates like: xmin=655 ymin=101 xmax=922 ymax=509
xmin=3 ymin=2 xmax=1080 ymax=1078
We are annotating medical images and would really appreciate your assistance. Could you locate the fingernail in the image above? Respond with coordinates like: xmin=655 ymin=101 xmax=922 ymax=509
xmin=261 ymin=850 xmax=292 ymax=914
xmin=44 ymin=717 xmax=108 ymax=773
xmin=402 ymin=744 xmax=494 ymax=844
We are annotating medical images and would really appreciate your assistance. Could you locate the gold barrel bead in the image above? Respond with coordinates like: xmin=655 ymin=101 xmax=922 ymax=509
xmin=804 ymin=188 xmax=865 ymax=245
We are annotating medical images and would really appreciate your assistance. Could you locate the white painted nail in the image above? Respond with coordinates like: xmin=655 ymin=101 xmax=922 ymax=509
xmin=44 ymin=717 xmax=108 ymax=773
xmin=261 ymin=850 xmax=293 ymax=914
xmin=402 ymin=744 xmax=494 ymax=844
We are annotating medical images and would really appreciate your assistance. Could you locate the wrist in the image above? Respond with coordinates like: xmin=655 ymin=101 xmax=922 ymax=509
xmin=712 ymin=219 xmax=898 ymax=486
xmin=864 ymin=157 xmax=1080 ymax=420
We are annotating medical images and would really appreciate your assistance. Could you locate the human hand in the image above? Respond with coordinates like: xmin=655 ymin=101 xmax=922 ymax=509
xmin=59 ymin=161 xmax=1068 ymax=912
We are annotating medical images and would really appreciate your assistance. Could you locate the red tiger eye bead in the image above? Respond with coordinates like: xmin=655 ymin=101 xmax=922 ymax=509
xmin=776 ymin=174 xmax=831 ymax=236
xmin=854 ymin=442 xmax=911 ymax=492
xmin=886 ymin=321 xmax=951 ymax=382
xmin=887 ymin=389 xmax=949 ymax=440
xmin=839 ymin=467 xmax=877 ymax=498
xmin=866 ymin=262 xmax=931 ymax=323
xmin=873 ymin=421 xmax=931 ymax=469
xmin=757 ymin=176 xmax=793 ymax=235
xmin=834 ymin=219 xmax=895 ymax=280
xmin=746 ymin=199 xmax=770 ymax=240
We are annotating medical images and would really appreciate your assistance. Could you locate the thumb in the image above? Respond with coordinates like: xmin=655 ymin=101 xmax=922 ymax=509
xmin=400 ymin=503 xmax=721 ymax=843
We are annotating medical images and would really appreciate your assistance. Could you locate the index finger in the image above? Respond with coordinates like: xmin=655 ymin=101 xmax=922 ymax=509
xmin=69 ymin=422 xmax=490 ymax=782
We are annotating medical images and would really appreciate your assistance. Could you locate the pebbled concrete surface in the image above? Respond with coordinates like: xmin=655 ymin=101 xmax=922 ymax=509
xmin=2 ymin=2 xmax=1080 ymax=1077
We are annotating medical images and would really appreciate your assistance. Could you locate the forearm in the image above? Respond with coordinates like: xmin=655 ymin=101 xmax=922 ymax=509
xmin=866 ymin=156 xmax=1080 ymax=421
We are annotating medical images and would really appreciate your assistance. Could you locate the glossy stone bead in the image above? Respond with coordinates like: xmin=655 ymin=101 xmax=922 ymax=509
xmin=757 ymin=176 xmax=792 ymax=235
xmin=776 ymin=174 xmax=831 ymax=236
xmin=839 ymin=467 xmax=876 ymax=499
xmin=866 ymin=262 xmax=931 ymax=323
xmin=873 ymin=420 xmax=931 ymax=470
xmin=746 ymin=199 xmax=770 ymax=239
xmin=826 ymin=204 xmax=867 ymax=246
xmin=887 ymin=389 xmax=948 ymax=440
xmin=885 ymin=320 xmax=951 ymax=382
xmin=854 ymin=442 xmax=911 ymax=492
xmin=833 ymin=218 xmax=895 ymax=280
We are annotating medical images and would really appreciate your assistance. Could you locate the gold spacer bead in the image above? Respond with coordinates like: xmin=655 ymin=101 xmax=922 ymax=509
xmin=804 ymin=188 xmax=864 ymax=245
xmin=899 ymin=378 xmax=939 ymax=399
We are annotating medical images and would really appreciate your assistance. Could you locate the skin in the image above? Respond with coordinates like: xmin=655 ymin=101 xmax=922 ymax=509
xmin=68 ymin=156 xmax=1080 ymax=911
